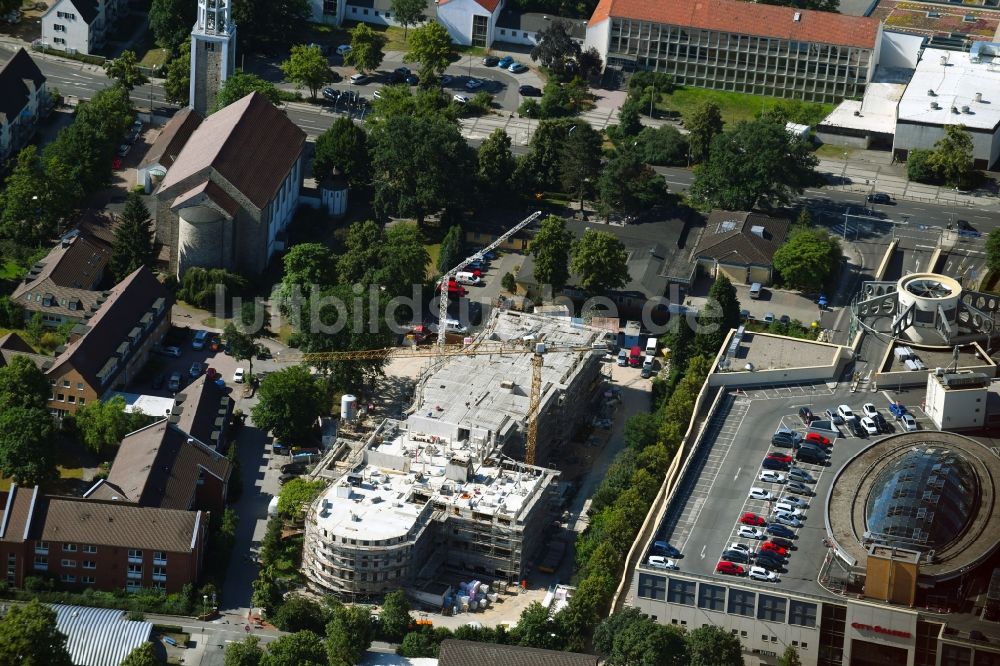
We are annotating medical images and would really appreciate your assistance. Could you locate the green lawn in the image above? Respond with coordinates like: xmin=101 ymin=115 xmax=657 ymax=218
xmin=425 ymin=243 xmax=441 ymax=280
xmin=655 ymin=86 xmax=834 ymax=126
xmin=0 ymin=260 xmax=24 ymax=280
xmin=815 ymin=144 xmax=856 ymax=160
xmin=138 ymin=47 xmax=169 ymax=70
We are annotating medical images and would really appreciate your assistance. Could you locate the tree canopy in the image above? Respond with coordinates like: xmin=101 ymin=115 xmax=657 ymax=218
xmin=149 ymin=0 xmax=197 ymax=53
xmin=163 ymin=49 xmax=191 ymax=105
xmin=559 ymin=123 xmax=603 ymax=212
xmin=694 ymin=274 xmax=742 ymax=355
xmin=119 ymin=642 xmax=158 ymax=666
xmin=110 ymin=192 xmax=154 ymax=281
xmin=224 ymin=635 xmax=264 ymax=666
xmin=530 ymin=215 xmax=573 ymax=294
xmin=273 ymin=596 xmax=328 ymax=635
xmin=477 ymin=128 xmax=516 ymax=202
xmin=326 ymin=605 xmax=374 ymax=666
xmin=345 ymin=24 xmax=387 ymax=74
xmin=0 ymin=599 xmax=73 ymax=666
xmin=516 ymin=117 xmax=581 ymax=192
xmin=277 ymin=478 xmax=326 ymax=519
xmin=74 ymin=395 xmax=147 ymax=453
xmin=772 ymin=227 xmax=842 ymax=293
xmin=685 ymin=101 xmax=723 ymax=164
xmin=232 ymin=0 xmax=310 ymax=52
xmin=530 ymin=20 xmax=581 ymax=80
xmin=986 ymin=228 xmax=1000 ymax=271
xmin=281 ymin=44 xmax=334 ymax=100
xmin=260 ymin=630 xmax=327 ymax=666
xmin=928 ymin=124 xmax=975 ymax=188
xmin=687 ymin=625 xmax=745 ymax=666
xmin=438 ymin=224 xmax=464 ymax=275
xmin=406 ymin=22 xmax=452 ymax=83
xmin=570 ymin=228 xmax=630 ymax=295
xmin=104 ymin=50 xmax=149 ymax=93
xmin=251 ymin=366 xmax=327 ymax=443
xmin=392 ymin=0 xmax=428 ymax=40
xmin=215 ymin=71 xmax=282 ymax=111
xmin=379 ymin=590 xmax=412 ymax=642
xmin=314 ymin=117 xmax=369 ymax=186
xmin=691 ymin=118 xmax=818 ymax=210
xmin=598 ymin=148 xmax=669 ymax=218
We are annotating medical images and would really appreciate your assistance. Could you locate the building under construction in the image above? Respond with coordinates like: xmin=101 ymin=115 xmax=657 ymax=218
xmin=302 ymin=311 xmax=607 ymax=599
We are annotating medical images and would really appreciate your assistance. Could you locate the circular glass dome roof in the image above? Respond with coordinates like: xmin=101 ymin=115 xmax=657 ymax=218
xmin=865 ymin=446 xmax=979 ymax=552
xmin=905 ymin=278 xmax=954 ymax=299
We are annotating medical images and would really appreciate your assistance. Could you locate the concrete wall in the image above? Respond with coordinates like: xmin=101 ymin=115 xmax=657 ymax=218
xmin=879 ymin=30 xmax=922 ymax=70
xmin=495 ymin=26 xmax=537 ymax=46
xmin=894 ymin=121 xmax=1000 ymax=169
xmin=42 ymin=0 xmax=95 ymax=54
xmin=924 ymin=375 xmax=988 ymax=430
xmin=816 ymin=130 xmax=871 ymax=149
xmin=708 ymin=349 xmax=853 ymax=388
xmin=583 ymin=17 xmax=610 ymax=61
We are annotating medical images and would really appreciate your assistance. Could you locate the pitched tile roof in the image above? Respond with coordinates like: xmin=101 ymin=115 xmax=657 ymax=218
xmin=170 ymin=374 xmax=233 ymax=449
xmin=588 ymin=0 xmax=880 ymax=49
xmin=0 ymin=333 xmax=51 ymax=372
xmin=438 ymin=641 xmax=598 ymax=666
xmin=140 ymin=106 xmax=203 ymax=170
xmin=87 ymin=420 xmax=230 ymax=510
xmin=33 ymin=496 xmax=201 ymax=553
xmin=0 ymin=48 xmax=45 ymax=125
xmin=156 ymin=92 xmax=305 ymax=210
xmin=46 ymin=266 xmax=170 ymax=390
xmin=0 ymin=485 xmax=38 ymax=544
xmin=438 ymin=0 xmax=501 ymax=14
xmin=694 ymin=210 xmax=790 ymax=266
xmin=45 ymin=0 xmax=99 ymax=25
xmin=11 ymin=231 xmax=110 ymax=320
xmin=171 ymin=180 xmax=239 ymax=218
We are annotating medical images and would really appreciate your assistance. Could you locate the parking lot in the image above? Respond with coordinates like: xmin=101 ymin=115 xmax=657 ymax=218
xmin=646 ymin=384 xmax=932 ymax=596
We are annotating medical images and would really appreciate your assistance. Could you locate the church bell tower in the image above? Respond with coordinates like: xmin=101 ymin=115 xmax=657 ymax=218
xmin=189 ymin=0 xmax=236 ymax=115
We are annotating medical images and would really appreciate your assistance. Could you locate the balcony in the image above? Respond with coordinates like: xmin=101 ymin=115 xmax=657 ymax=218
xmin=152 ymin=573 xmax=167 ymax=582
xmin=127 ymin=570 xmax=142 ymax=580
xmin=153 ymin=556 xmax=167 ymax=566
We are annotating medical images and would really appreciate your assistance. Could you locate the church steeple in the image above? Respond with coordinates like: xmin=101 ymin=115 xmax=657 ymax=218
xmin=189 ymin=0 xmax=237 ymax=115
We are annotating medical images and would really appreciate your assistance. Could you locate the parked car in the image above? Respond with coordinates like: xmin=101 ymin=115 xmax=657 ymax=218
xmin=233 ymin=368 xmax=246 ymax=383
xmin=440 ymin=75 xmax=453 ymax=85
xmin=336 ymin=44 xmax=352 ymax=55
xmin=771 ymin=429 xmax=801 ymax=448
xmin=759 ymin=471 xmax=785 ymax=484
xmin=482 ymin=55 xmax=499 ymax=66
xmin=762 ymin=458 xmax=790 ymax=471
xmin=322 ymin=87 xmax=340 ymax=101
xmin=849 ymin=418 xmax=868 ymax=438
xmin=749 ymin=566 xmax=779 ymax=582
xmin=773 ymin=503 xmax=803 ymax=517
xmin=761 ymin=541 xmax=789 ymax=557
xmin=721 ymin=549 xmax=750 ymax=564
xmin=189 ymin=362 xmax=205 ymax=378
xmin=497 ymin=55 xmax=514 ymax=69
xmin=766 ymin=453 xmax=793 ymax=464
xmin=740 ymin=512 xmax=766 ymax=526
xmin=716 ymin=561 xmax=745 ymax=576
xmin=768 ymin=536 xmax=794 ymax=551
xmin=766 ymin=524 xmax=796 ymax=539
xmin=272 ymin=441 xmax=289 ymax=455
xmin=862 ymin=403 xmax=879 ymax=418
xmin=796 ymin=446 xmax=827 ymax=463
xmin=787 ymin=467 xmax=815 ymax=484
xmin=764 ymin=312 xmax=775 ymax=324
xmin=453 ymin=94 xmax=469 ymax=104
xmin=824 ymin=408 xmax=844 ymax=425
xmin=805 ymin=432 xmax=832 ymax=447
xmin=779 ymin=314 xmax=791 ymax=325
xmin=160 ymin=345 xmax=182 ymax=358
xmin=748 ymin=487 xmax=775 ymax=501
xmin=901 ymin=413 xmax=918 ymax=431
xmin=167 ymin=372 xmax=182 ymax=392
xmin=350 ymin=73 xmax=372 ymax=85
xmin=873 ymin=412 xmax=890 ymax=433
xmin=780 ymin=496 xmax=809 ymax=509
xmin=753 ymin=552 xmax=785 ymax=571
xmin=405 ymin=74 xmax=419 ymax=85
xmin=798 ymin=406 xmax=814 ymax=425
xmin=508 ymin=62 xmax=528 ymax=73
xmin=867 ymin=192 xmax=893 ymax=205
xmin=837 ymin=404 xmax=856 ymax=422
xmin=518 ymin=84 xmax=541 ymax=96
xmin=652 ymin=541 xmax=681 ymax=558
xmin=278 ymin=472 xmax=297 ymax=485
xmin=280 ymin=462 xmax=308 ymax=475
xmin=466 ymin=78 xmax=484 ymax=91
xmin=647 ymin=555 xmax=678 ymax=570
xmin=860 ymin=417 xmax=879 ymax=435
xmin=771 ymin=511 xmax=802 ymax=528
xmin=785 ymin=481 xmax=813 ymax=497
xmin=616 ymin=350 xmax=628 ymax=366
xmin=737 ymin=526 xmax=765 ymax=540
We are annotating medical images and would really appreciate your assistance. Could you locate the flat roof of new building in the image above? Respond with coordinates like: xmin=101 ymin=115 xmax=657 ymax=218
xmin=881 ymin=341 xmax=996 ymax=373
xmin=108 ymin=392 xmax=175 ymax=418
xmin=897 ymin=48 xmax=1000 ymax=131
xmin=819 ymin=78 xmax=907 ymax=135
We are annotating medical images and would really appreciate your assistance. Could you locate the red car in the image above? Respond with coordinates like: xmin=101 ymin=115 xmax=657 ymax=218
xmin=740 ymin=512 xmax=766 ymax=526
xmin=716 ymin=561 xmax=745 ymax=576
xmin=767 ymin=453 xmax=793 ymax=464
xmin=761 ymin=541 xmax=789 ymax=557
xmin=805 ymin=432 xmax=832 ymax=447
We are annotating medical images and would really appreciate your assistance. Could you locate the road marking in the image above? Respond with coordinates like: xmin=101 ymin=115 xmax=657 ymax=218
xmin=700 ymin=544 xmax=707 ymax=559
xmin=734 ymin=466 xmax=742 ymax=481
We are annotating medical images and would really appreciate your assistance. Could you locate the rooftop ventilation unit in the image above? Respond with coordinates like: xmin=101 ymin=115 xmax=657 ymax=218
xmin=976 ymin=92 xmax=983 ymax=102
xmin=930 ymin=101 xmax=940 ymax=110
xmin=962 ymin=105 xmax=970 ymax=113
xmin=793 ymin=11 xmax=801 ymax=20
xmin=951 ymin=106 xmax=960 ymax=114
xmin=928 ymin=89 xmax=936 ymax=96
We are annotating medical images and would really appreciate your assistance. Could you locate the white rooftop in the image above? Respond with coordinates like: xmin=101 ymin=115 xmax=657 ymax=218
xmin=898 ymin=48 xmax=1000 ymax=130
xmin=819 ymin=72 xmax=907 ymax=134
xmin=108 ymin=392 xmax=176 ymax=418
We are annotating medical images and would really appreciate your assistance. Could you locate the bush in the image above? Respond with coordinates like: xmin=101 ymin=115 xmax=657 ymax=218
xmin=637 ymin=125 xmax=688 ymax=166
xmin=519 ymin=99 xmax=541 ymax=118
xmin=906 ymin=149 xmax=939 ymax=184
xmin=501 ymin=272 xmax=516 ymax=293
xmin=32 ymin=43 xmax=106 ymax=66
xmin=176 ymin=267 xmax=249 ymax=310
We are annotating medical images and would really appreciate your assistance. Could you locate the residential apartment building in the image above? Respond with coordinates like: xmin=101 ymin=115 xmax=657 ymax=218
xmin=0 ymin=48 xmax=48 ymax=163
xmin=41 ymin=0 xmax=129 ymax=55
xmin=584 ymin=0 xmax=882 ymax=103
xmin=0 ymin=266 xmax=172 ymax=417
xmin=11 ymin=229 xmax=111 ymax=328
xmin=0 ymin=485 xmax=207 ymax=594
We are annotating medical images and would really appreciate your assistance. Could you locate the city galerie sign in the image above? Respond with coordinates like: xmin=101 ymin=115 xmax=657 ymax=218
xmin=851 ymin=622 xmax=912 ymax=639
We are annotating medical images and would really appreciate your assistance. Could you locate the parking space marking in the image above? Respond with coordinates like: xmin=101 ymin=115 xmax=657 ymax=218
xmin=739 ymin=383 xmax=836 ymax=401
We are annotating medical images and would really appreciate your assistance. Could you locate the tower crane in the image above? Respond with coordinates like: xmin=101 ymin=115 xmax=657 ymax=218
xmin=436 ymin=211 xmax=542 ymax=350
xmin=275 ymin=340 xmax=593 ymax=465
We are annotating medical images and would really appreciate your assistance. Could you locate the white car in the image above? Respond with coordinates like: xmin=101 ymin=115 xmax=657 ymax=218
xmin=901 ymin=413 xmax=918 ymax=431
xmin=233 ymin=368 xmax=246 ymax=384
xmin=647 ymin=555 xmax=678 ymax=570
xmin=779 ymin=496 xmax=808 ymax=509
xmin=759 ymin=471 xmax=786 ymax=484
xmin=749 ymin=566 xmax=779 ymax=582
xmin=862 ymin=403 xmax=878 ymax=418
xmin=860 ymin=417 xmax=879 ymax=435
xmin=748 ymin=487 xmax=775 ymax=501
xmin=453 ymin=94 xmax=469 ymax=104
xmin=773 ymin=502 xmax=803 ymax=516
xmin=737 ymin=526 xmax=765 ymax=540
xmin=837 ymin=405 xmax=856 ymax=421
xmin=728 ymin=543 xmax=752 ymax=555
xmin=336 ymin=44 xmax=352 ymax=55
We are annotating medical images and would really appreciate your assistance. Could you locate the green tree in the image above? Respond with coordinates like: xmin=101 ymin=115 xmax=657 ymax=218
xmin=0 ymin=145 xmax=79 ymax=247
xmin=273 ymin=595 xmax=328 ymax=634
xmin=392 ymin=0 xmax=427 ymax=40
xmin=986 ymin=228 xmax=1000 ymax=271
xmin=530 ymin=19 xmax=580 ymax=80
xmin=570 ymin=228 xmax=629 ymax=295
xmin=280 ymin=44 xmax=333 ymax=100
xmin=224 ymin=311 xmax=262 ymax=379
xmin=637 ymin=124 xmax=688 ymax=166
xmin=337 ymin=220 xmax=382 ymax=286
xmin=378 ymin=223 xmax=431 ymax=299
xmin=598 ymin=148 xmax=668 ymax=218
xmin=215 ymin=71 xmax=282 ymax=111
xmin=379 ymin=590 xmax=412 ymax=642
xmin=314 ymin=116 xmax=369 ymax=186
xmin=251 ymin=365 xmax=327 ymax=442
xmin=0 ymin=354 xmax=50 ymax=411
xmin=232 ymin=0 xmax=310 ymax=52
xmin=513 ymin=602 xmax=564 ymax=650
xmin=74 ymin=395 xmax=135 ymax=453
xmin=687 ymin=625 xmax=744 ymax=666
xmin=477 ymin=128 xmax=516 ymax=202
xmin=177 ymin=267 xmax=248 ymax=309
xmin=623 ymin=412 xmax=659 ymax=451
xmin=345 ymin=23 xmax=386 ymax=74
xmin=397 ymin=627 xmax=439 ymax=658
xmin=0 ymin=296 xmax=24 ymax=329
xmin=778 ymin=645 xmax=803 ymax=666
xmin=282 ymin=243 xmax=338 ymax=294
xmin=406 ymin=22 xmax=451 ymax=83
xmin=517 ymin=117 xmax=577 ymax=191
xmin=164 ymin=49 xmax=191 ymax=104
xmin=0 ymin=599 xmax=72 ymax=666
xmin=906 ymin=148 xmax=938 ymax=184
xmin=250 ymin=564 xmax=281 ymax=617
xmin=277 ymin=478 xmax=326 ymax=519
xmin=559 ymin=123 xmax=602 ymax=213
xmin=691 ymin=118 xmax=818 ymax=210
xmin=772 ymin=227 xmax=842 ymax=292
xmin=119 ymin=642 xmax=157 ymax=666
xmin=929 ymin=124 xmax=975 ymax=187
xmin=326 ymin=606 xmax=374 ymax=666
xmin=110 ymin=193 xmax=154 ymax=281
xmin=501 ymin=272 xmax=516 ymax=292
xmin=694 ymin=274 xmax=742 ymax=356
xmin=104 ymin=50 xmax=149 ymax=94
xmin=794 ymin=207 xmax=813 ymax=229
xmin=150 ymin=0 xmax=197 ymax=52
xmin=438 ymin=224 xmax=464 ymax=274
xmin=261 ymin=631 xmax=327 ymax=666
xmin=686 ymin=101 xmax=723 ymax=164
xmin=613 ymin=98 xmax=642 ymax=140
xmin=539 ymin=80 xmax=572 ymax=118
xmin=368 ymin=114 xmax=474 ymax=223
xmin=595 ymin=608 xmax=687 ymax=666
xmin=224 ymin=635 xmax=264 ymax=666
xmin=529 ymin=215 xmax=573 ymax=294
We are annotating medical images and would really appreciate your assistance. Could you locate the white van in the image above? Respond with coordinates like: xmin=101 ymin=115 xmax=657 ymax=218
xmin=443 ymin=318 xmax=468 ymax=334
xmin=455 ymin=271 xmax=481 ymax=286
xmin=644 ymin=337 xmax=657 ymax=356
xmin=749 ymin=282 xmax=763 ymax=299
